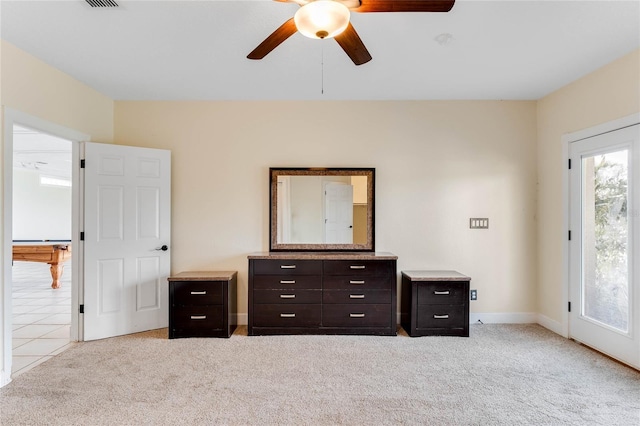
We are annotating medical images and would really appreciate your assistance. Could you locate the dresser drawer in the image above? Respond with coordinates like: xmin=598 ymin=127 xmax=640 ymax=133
xmin=253 ymin=304 xmax=321 ymax=327
xmin=416 ymin=305 xmax=466 ymax=329
xmin=254 ymin=289 xmax=321 ymax=304
xmin=252 ymin=259 xmax=322 ymax=275
xmin=323 ymin=260 xmax=393 ymax=277
xmin=252 ymin=275 xmax=322 ymax=290
xmin=323 ymin=289 xmax=391 ymax=304
xmin=323 ymin=276 xmax=391 ymax=290
xmin=172 ymin=306 xmax=224 ymax=330
xmin=322 ymin=304 xmax=392 ymax=327
xmin=171 ymin=281 xmax=223 ymax=306
xmin=417 ymin=282 xmax=467 ymax=305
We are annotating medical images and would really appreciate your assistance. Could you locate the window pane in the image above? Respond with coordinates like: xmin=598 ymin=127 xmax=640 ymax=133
xmin=582 ymin=150 xmax=629 ymax=332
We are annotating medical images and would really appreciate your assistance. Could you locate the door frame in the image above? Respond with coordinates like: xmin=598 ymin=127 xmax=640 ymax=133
xmin=562 ymin=112 xmax=640 ymax=338
xmin=2 ymin=108 xmax=88 ymax=385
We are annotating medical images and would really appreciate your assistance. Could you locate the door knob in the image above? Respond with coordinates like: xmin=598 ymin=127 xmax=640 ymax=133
xmin=155 ymin=245 xmax=169 ymax=251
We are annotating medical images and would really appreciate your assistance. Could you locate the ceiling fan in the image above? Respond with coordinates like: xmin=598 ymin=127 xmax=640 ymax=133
xmin=247 ymin=0 xmax=456 ymax=66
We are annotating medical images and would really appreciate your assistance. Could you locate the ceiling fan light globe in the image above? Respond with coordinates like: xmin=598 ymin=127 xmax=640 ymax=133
xmin=294 ymin=0 xmax=350 ymax=40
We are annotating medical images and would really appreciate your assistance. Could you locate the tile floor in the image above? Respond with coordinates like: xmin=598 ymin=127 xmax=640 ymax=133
xmin=11 ymin=261 xmax=74 ymax=377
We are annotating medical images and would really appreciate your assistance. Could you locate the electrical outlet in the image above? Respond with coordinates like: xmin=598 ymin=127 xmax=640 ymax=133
xmin=470 ymin=289 xmax=477 ymax=300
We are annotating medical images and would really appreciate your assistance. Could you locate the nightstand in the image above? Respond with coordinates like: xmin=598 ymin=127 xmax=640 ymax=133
xmin=168 ymin=271 xmax=237 ymax=338
xmin=401 ymin=270 xmax=470 ymax=337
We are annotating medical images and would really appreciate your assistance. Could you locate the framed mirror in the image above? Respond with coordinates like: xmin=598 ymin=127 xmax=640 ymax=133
xmin=270 ymin=168 xmax=375 ymax=252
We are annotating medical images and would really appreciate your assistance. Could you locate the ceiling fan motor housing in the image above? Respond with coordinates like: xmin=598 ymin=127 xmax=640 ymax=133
xmin=294 ymin=0 xmax=351 ymax=40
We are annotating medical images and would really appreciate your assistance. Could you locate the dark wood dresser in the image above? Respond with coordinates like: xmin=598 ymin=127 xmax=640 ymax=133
xmin=248 ymin=252 xmax=397 ymax=336
xmin=168 ymin=271 xmax=237 ymax=339
xmin=401 ymin=270 xmax=470 ymax=337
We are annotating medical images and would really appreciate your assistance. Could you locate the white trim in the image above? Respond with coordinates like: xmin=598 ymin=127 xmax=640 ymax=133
xmin=564 ymin=113 xmax=640 ymax=143
xmin=1 ymin=108 xmax=89 ymax=388
xmin=469 ymin=312 xmax=538 ymax=324
xmin=560 ymin=134 xmax=571 ymax=338
xmin=537 ymin=314 xmax=564 ymax=335
xmin=561 ymin=113 xmax=640 ymax=347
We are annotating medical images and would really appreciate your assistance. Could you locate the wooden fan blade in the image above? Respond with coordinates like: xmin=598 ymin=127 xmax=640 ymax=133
xmin=334 ymin=23 xmax=372 ymax=66
xmin=247 ymin=18 xmax=298 ymax=60
xmin=355 ymin=0 xmax=455 ymax=13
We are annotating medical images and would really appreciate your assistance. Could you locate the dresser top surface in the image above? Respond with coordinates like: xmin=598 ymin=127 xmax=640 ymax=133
xmin=248 ymin=252 xmax=397 ymax=260
xmin=402 ymin=270 xmax=470 ymax=281
xmin=168 ymin=271 xmax=237 ymax=281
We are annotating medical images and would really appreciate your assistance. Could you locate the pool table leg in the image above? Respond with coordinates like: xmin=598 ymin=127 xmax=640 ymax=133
xmin=49 ymin=262 xmax=64 ymax=289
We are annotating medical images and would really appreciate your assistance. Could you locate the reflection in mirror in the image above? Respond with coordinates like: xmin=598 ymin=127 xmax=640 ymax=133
xmin=270 ymin=168 xmax=375 ymax=251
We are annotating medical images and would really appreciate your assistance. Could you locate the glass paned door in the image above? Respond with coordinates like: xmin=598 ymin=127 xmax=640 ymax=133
xmin=569 ymin=124 xmax=639 ymax=369
xmin=581 ymin=150 xmax=629 ymax=332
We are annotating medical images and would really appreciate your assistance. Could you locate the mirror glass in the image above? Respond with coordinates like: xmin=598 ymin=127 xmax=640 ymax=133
xmin=270 ymin=168 xmax=375 ymax=251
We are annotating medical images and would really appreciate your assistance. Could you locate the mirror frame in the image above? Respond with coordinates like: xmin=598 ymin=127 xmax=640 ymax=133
xmin=270 ymin=167 xmax=375 ymax=252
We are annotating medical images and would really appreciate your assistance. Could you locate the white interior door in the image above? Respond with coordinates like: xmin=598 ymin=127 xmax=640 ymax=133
xmin=569 ymin=124 xmax=639 ymax=368
xmin=83 ymin=142 xmax=171 ymax=341
xmin=324 ymin=182 xmax=353 ymax=244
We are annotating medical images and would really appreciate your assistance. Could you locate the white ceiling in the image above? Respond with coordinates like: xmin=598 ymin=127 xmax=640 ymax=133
xmin=1 ymin=0 xmax=639 ymax=101
xmin=13 ymin=125 xmax=72 ymax=179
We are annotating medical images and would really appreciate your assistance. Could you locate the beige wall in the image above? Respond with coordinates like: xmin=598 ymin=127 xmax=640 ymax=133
xmin=115 ymin=100 xmax=538 ymax=317
xmin=536 ymin=49 xmax=640 ymax=325
xmin=1 ymin=41 xmax=114 ymax=143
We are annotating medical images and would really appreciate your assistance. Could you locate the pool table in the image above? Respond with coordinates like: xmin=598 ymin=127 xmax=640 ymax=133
xmin=12 ymin=241 xmax=72 ymax=289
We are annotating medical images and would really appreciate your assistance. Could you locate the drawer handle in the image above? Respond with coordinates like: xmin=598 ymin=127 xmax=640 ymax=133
xmin=190 ymin=315 xmax=207 ymax=320
xmin=349 ymin=280 xmax=365 ymax=285
xmin=190 ymin=291 xmax=207 ymax=295
xmin=280 ymin=280 xmax=296 ymax=284
xmin=280 ymin=294 xmax=296 ymax=299
xmin=349 ymin=294 xmax=365 ymax=299
xmin=434 ymin=314 xmax=449 ymax=319
xmin=350 ymin=265 xmax=366 ymax=270
xmin=280 ymin=313 xmax=296 ymax=318
xmin=280 ymin=265 xmax=297 ymax=269
xmin=434 ymin=291 xmax=450 ymax=295
xmin=350 ymin=313 xmax=366 ymax=318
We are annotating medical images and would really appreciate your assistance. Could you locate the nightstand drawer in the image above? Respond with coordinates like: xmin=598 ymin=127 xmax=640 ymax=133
xmin=172 ymin=281 xmax=223 ymax=306
xmin=323 ymin=260 xmax=393 ymax=277
xmin=254 ymin=289 xmax=321 ymax=304
xmin=417 ymin=282 xmax=466 ymax=305
xmin=322 ymin=304 xmax=391 ymax=327
xmin=253 ymin=304 xmax=321 ymax=327
xmin=416 ymin=305 xmax=466 ymax=328
xmin=172 ymin=306 xmax=224 ymax=330
xmin=252 ymin=260 xmax=322 ymax=275
xmin=323 ymin=290 xmax=391 ymax=304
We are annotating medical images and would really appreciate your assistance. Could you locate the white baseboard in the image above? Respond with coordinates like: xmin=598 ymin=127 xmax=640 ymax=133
xmin=1 ymin=371 xmax=11 ymax=388
xmin=536 ymin=314 xmax=565 ymax=337
xmin=239 ymin=312 xmax=563 ymax=336
xmin=235 ymin=313 xmax=248 ymax=326
xmin=469 ymin=312 xmax=538 ymax=324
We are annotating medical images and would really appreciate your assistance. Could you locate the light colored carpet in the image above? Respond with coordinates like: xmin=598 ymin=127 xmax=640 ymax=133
xmin=1 ymin=324 xmax=639 ymax=425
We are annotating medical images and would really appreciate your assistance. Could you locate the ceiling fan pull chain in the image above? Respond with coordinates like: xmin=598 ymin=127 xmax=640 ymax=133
xmin=321 ymin=44 xmax=324 ymax=95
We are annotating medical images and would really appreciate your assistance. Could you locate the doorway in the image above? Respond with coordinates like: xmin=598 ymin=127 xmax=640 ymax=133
xmin=2 ymin=109 xmax=87 ymax=385
xmin=568 ymin=122 xmax=640 ymax=369
xmin=11 ymin=124 xmax=74 ymax=376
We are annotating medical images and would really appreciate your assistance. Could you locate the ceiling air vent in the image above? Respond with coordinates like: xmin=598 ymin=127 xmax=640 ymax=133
xmin=85 ymin=0 xmax=119 ymax=7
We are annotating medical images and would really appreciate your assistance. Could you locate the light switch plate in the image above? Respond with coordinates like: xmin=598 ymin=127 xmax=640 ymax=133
xmin=470 ymin=218 xmax=489 ymax=229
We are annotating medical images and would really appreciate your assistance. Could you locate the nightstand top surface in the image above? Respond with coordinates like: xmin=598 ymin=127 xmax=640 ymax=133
xmin=168 ymin=271 xmax=237 ymax=281
xmin=402 ymin=270 xmax=470 ymax=281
